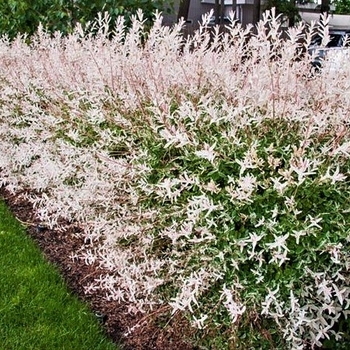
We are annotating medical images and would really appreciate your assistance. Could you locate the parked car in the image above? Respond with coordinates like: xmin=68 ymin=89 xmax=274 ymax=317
xmin=208 ymin=16 xmax=232 ymax=26
xmin=308 ymin=29 xmax=350 ymax=70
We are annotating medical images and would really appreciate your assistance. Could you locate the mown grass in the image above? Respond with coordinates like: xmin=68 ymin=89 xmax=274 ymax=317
xmin=0 ymin=199 xmax=118 ymax=350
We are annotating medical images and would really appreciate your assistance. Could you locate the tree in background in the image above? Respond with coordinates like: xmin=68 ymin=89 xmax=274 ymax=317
xmin=263 ymin=0 xmax=300 ymax=26
xmin=0 ymin=0 xmax=167 ymax=38
xmin=333 ymin=0 xmax=350 ymax=14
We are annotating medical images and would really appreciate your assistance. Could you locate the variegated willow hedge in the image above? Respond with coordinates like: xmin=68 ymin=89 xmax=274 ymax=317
xmin=0 ymin=10 xmax=349 ymax=349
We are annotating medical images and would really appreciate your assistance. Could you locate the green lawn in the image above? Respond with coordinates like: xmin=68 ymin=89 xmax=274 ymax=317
xmin=0 ymin=200 xmax=118 ymax=350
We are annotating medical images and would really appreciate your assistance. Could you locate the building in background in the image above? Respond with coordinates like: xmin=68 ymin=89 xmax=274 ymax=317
xmin=163 ymin=0 xmax=350 ymax=30
xmin=162 ymin=0 xmax=263 ymax=27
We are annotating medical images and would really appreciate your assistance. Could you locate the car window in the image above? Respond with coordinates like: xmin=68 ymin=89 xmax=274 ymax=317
xmin=328 ymin=34 xmax=342 ymax=47
xmin=310 ymin=33 xmax=346 ymax=47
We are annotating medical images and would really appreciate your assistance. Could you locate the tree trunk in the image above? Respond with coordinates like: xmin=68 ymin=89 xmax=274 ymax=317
xmin=232 ymin=0 xmax=236 ymax=21
xmin=289 ymin=0 xmax=296 ymax=27
xmin=220 ymin=0 xmax=225 ymax=24
xmin=215 ymin=0 xmax=220 ymax=24
xmin=253 ymin=0 xmax=260 ymax=24
xmin=320 ymin=0 xmax=330 ymax=15
xmin=177 ymin=0 xmax=191 ymax=22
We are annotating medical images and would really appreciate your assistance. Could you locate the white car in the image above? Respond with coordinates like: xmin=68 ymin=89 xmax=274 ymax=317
xmin=309 ymin=30 xmax=350 ymax=71
xmin=208 ymin=16 xmax=232 ymax=26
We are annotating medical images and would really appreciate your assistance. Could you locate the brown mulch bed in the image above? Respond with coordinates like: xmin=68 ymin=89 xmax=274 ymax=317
xmin=0 ymin=186 xmax=197 ymax=350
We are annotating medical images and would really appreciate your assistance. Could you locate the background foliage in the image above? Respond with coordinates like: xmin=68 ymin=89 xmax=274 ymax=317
xmin=334 ymin=0 xmax=350 ymax=14
xmin=0 ymin=0 xmax=167 ymax=38
xmin=264 ymin=0 xmax=300 ymax=25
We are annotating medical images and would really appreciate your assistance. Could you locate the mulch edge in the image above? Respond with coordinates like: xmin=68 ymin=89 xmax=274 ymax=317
xmin=0 ymin=185 xmax=197 ymax=350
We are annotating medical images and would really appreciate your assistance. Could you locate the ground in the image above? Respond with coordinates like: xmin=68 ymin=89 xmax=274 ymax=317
xmin=0 ymin=186 xmax=197 ymax=350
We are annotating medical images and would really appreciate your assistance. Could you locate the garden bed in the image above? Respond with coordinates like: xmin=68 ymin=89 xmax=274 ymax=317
xmin=0 ymin=186 xmax=194 ymax=350
xmin=0 ymin=10 xmax=349 ymax=349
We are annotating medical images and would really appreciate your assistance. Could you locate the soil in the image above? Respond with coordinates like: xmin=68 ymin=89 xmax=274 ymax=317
xmin=0 ymin=186 xmax=197 ymax=350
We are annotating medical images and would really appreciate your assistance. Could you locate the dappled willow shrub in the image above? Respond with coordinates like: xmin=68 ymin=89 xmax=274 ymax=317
xmin=0 ymin=10 xmax=349 ymax=349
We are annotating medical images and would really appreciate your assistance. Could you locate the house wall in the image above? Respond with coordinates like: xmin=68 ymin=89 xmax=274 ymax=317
xmin=188 ymin=2 xmax=215 ymax=24
xmin=162 ymin=0 xmax=218 ymax=25
xmin=161 ymin=0 xmax=262 ymax=27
